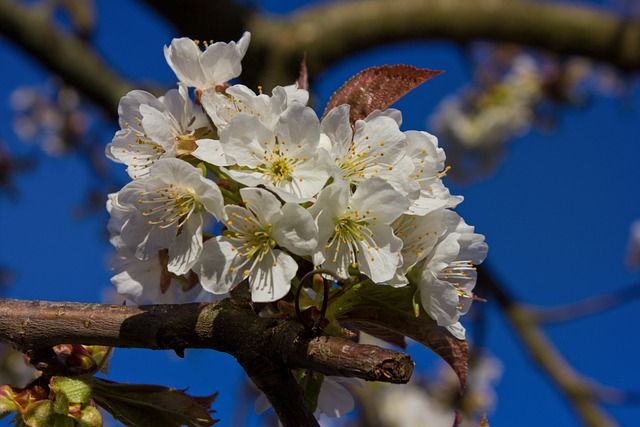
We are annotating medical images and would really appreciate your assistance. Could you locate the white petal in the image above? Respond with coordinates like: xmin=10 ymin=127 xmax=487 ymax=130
xmin=192 ymin=138 xmax=230 ymax=166
xmin=351 ymin=178 xmax=409 ymax=224
xmin=118 ymin=90 xmax=165 ymax=128
xmin=236 ymin=31 xmax=251 ymax=56
xmin=194 ymin=238 xmax=248 ymax=294
xmin=355 ymin=225 xmax=403 ymax=283
xmin=446 ymin=322 xmax=466 ymax=339
xmin=317 ymin=378 xmax=356 ymax=418
xmin=140 ymin=104 xmax=174 ymax=147
xmin=419 ymin=273 xmax=461 ymax=326
xmin=239 ymin=187 xmax=282 ymax=223
xmin=164 ymin=38 xmax=206 ymax=87
xmin=308 ymin=183 xmax=349 ymax=244
xmin=111 ymin=257 xmax=161 ymax=304
xmin=322 ymin=105 xmax=351 ymax=156
xmin=167 ymin=213 xmax=203 ymax=275
xmin=249 ymin=250 xmax=297 ymax=302
xmin=272 ymin=203 xmax=318 ymax=256
xmin=221 ymin=114 xmax=273 ymax=167
xmin=277 ymin=104 xmax=320 ymax=156
xmin=200 ymin=38 xmax=247 ymax=85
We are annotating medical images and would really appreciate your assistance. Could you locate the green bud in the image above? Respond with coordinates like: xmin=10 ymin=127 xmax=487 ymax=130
xmin=78 ymin=406 xmax=102 ymax=427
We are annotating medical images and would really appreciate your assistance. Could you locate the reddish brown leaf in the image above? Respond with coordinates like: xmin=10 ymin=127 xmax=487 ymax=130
xmin=323 ymin=65 xmax=444 ymax=125
xmin=326 ymin=281 xmax=468 ymax=390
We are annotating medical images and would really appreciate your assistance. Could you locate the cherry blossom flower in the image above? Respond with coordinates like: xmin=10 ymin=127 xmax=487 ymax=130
xmin=626 ymin=219 xmax=640 ymax=269
xmin=417 ymin=210 xmax=488 ymax=338
xmin=309 ymin=179 xmax=408 ymax=283
xmin=403 ymin=130 xmax=462 ymax=215
xmin=388 ymin=209 xmax=447 ymax=286
xmin=220 ymin=103 xmax=332 ymax=202
xmin=164 ymin=32 xmax=251 ymax=93
xmin=255 ymin=376 xmax=360 ymax=422
xmin=106 ymin=84 xmax=213 ymax=178
xmin=320 ymin=105 xmax=417 ymax=198
xmin=110 ymin=252 xmax=216 ymax=305
xmin=193 ymin=187 xmax=318 ymax=302
xmin=116 ymin=158 xmax=224 ymax=276
xmin=200 ymin=83 xmax=308 ymax=132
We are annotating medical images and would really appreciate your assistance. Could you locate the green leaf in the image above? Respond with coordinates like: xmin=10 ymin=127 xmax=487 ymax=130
xmin=0 ymin=385 xmax=18 ymax=413
xmin=52 ymin=414 xmax=75 ymax=427
xmin=323 ymin=65 xmax=443 ymax=126
xmin=51 ymin=377 xmax=93 ymax=405
xmin=51 ymin=388 xmax=69 ymax=416
xmin=327 ymin=281 xmax=468 ymax=390
xmin=22 ymin=401 xmax=55 ymax=427
xmin=91 ymin=378 xmax=218 ymax=427
xmin=77 ymin=406 xmax=102 ymax=427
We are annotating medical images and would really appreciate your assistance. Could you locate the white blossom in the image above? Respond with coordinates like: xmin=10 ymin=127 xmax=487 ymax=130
xmin=626 ymin=219 xmax=640 ymax=269
xmin=403 ymin=130 xmax=462 ymax=215
xmin=389 ymin=210 xmax=447 ymax=286
xmin=418 ymin=210 xmax=488 ymax=338
xmin=255 ymin=376 xmax=359 ymax=422
xmin=106 ymin=84 xmax=213 ymax=178
xmin=430 ymin=54 xmax=542 ymax=151
xmin=220 ymin=103 xmax=332 ymax=202
xmin=110 ymin=252 xmax=217 ymax=305
xmin=164 ymin=32 xmax=251 ymax=92
xmin=116 ymin=158 xmax=224 ymax=275
xmin=321 ymin=105 xmax=416 ymax=196
xmin=200 ymin=83 xmax=307 ymax=132
xmin=309 ymin=179 xmax=408 ymax=283
xmin=193 ymin=187 xmax=318 ymax=302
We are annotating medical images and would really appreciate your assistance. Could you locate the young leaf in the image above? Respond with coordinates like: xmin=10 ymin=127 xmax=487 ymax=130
xmin=91 ymin=378 xmax=218 ymax=427
xmin=323 ymin=65 xmax=443 ymax=125
xmin=326 ymin=281 xmax=468 ymax=390
xmin=0 ymin=385 xmax=18 ymax=413
xmin=22 ymin=401 xmax=55 ymax=427
xmin=50 ymin=377 xmax=93 ymax=405
xmin=77 ymin=406 xmax=102 ymax=427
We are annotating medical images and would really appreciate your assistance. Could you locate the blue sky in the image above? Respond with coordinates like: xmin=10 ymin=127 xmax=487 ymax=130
xmin=1 ymin=0 xmax=640 ymax=426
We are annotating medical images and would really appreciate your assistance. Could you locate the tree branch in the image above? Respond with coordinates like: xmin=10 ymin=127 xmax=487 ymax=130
xmin=139 ymin=0 xmax=250 ymax=42
xmin=4 ymin=0 xmax=640 ymax=119
xmin=0 ymin=296 xmax=413 ymax=426
xmin=0 ymin=297 xmax=413 ymax=384
xmin=248 ymin=0 xmax=640 ymax=89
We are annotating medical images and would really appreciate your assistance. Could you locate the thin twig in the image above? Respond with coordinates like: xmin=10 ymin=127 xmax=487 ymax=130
xmin=532 ymin=281 xmax=640 ymax=324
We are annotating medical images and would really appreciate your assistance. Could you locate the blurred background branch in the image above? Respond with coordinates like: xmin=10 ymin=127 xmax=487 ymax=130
xmin=3 ymin=0 xmax=640 ymax=114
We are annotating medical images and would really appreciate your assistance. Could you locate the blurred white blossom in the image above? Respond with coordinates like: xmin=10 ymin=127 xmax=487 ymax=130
xmin=377 ymin=352 xmax=502 ymax=427
xmin=431 ymin=54 xmax=542 ymax=151
xmin=626 ymin=220 xmax=640 ymax=269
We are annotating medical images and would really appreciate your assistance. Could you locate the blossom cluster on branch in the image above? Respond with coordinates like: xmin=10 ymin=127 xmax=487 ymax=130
xmin=103 ymin=32 xmax=487 ymax=420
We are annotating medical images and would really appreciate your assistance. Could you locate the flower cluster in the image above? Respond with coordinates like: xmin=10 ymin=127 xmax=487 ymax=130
xmin=430 ymin=54 xmax=543 ymax=151
xmin=105 ymin=32 xmax=487 ymax=339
